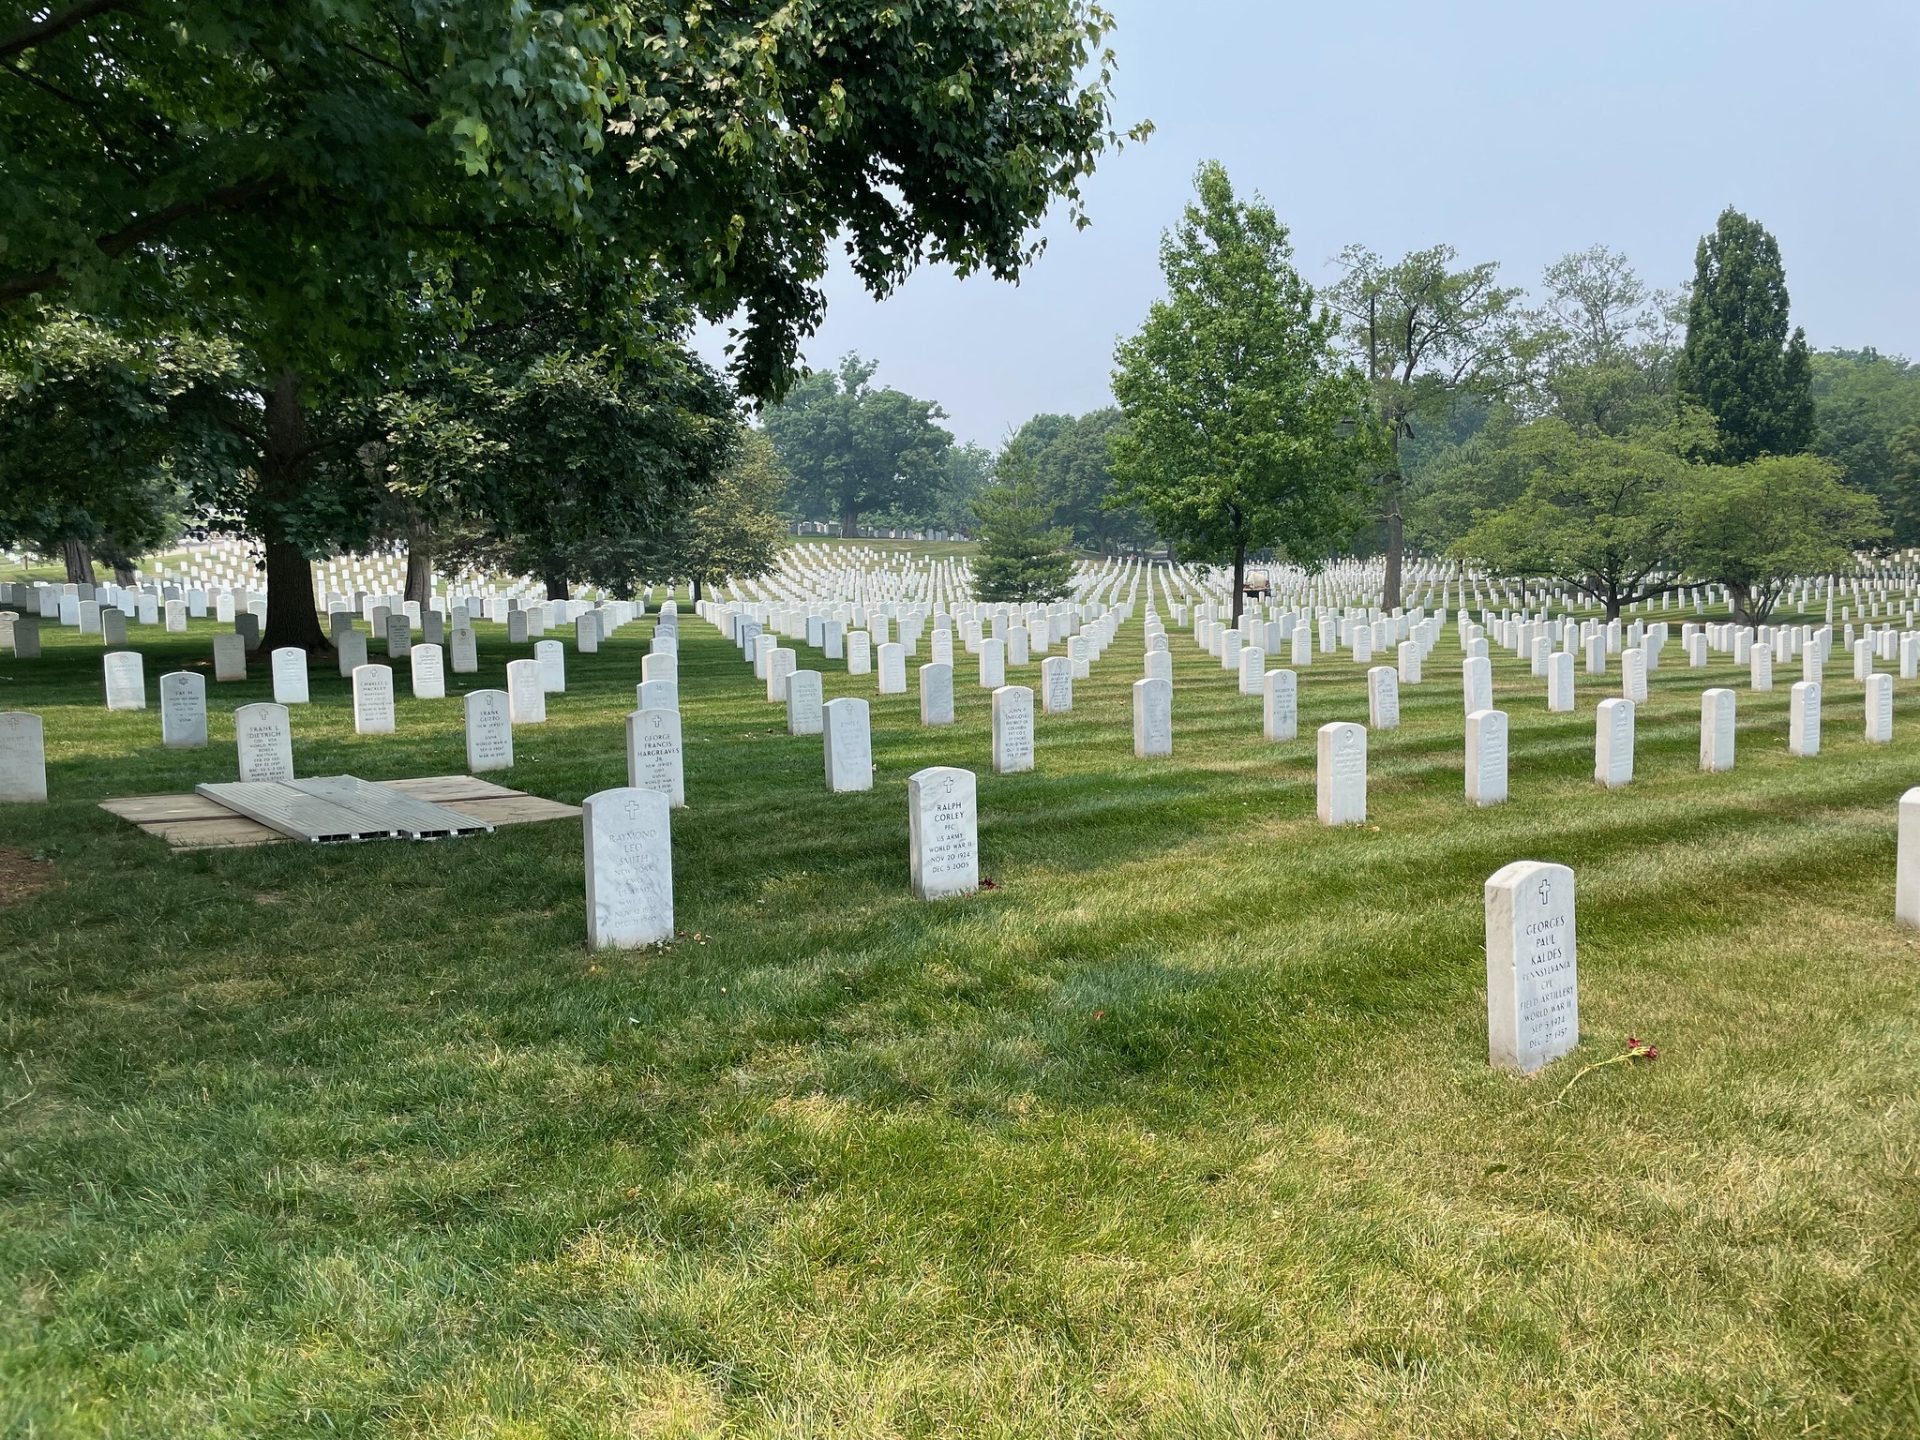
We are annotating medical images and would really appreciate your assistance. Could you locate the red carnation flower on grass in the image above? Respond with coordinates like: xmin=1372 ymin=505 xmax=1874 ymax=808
xmin=1540 ymin=1034 xmax=1662 ymax=1108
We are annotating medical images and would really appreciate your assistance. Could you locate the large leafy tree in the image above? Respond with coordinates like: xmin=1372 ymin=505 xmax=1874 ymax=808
xmin=4 ymin=0 xmax=1139 ymax=648
xmin=0 ymin=313 xmax=247 ymax=582
xmin=1111 ymin=162 xmax=1371 ymax=623
xmin=667 ymin=428 xmax=789 ymax=601
xmin=432 ymin=339 xmax=737 ymax=599
xmin=1007 ymin=407 xmax=1150 ymax=553
xmin=1810 ymin=349 xmax=1920 ymax=544
xmin=1526 ymin=246 xmax=1685 ymax=437
xmin=1329 ymin=243 xmax=1524 ymax=608
xmin=1673 ymin=208 xmax=1815 ymax=463
xmin=1451 ymin=415 xmax=1705 ymax=619
xmin=934 ymin=442 xmax=995 ymax=536
xmin=760 ymin=355 xmax=952 ymax=536
xmin=1672 ymin=454 xmax=1884 ymax=625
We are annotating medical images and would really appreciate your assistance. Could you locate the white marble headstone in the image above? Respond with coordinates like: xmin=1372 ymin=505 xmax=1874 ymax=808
xmin=1262 ymin=668 xmax=1297 ymax=742
xmin=1465 ymin=708 xmax=1508 ymax=807
xmin=535 ymin=639 xmax=565 ymax=693
xmin=0 ymin=712 xmax=48 ymax=803
xmin=1700 ymin=688 xmax=1736 ymax=772
xmin=410 ymin=643 xmax=445 ymax=700
xmin=991 ymin=685 xmax=1035 ymax=775
xmin=352 ymin=665 xmax=396 ymax=735
xmin=160 ymin=671 xmax=208 ymax=749
xmin=908 ymin=765 xmax=980 ymax=899
xmin=1316 ymin=721 xmax=1366 ymax=825
xmin=103 ymin=651 xmax=146 ymax=710
xmin=1789 ymin=679 xmax=1820 ymax=757
xmin=1040 ymin=656 xmax=1073 ymax=714
xmin=919 ymin=662 xmax=955 ymax=726
xmin=626 ymin=707 xmax=686 ymax=807
xmin=1132 ymin=676 xmax=1171 ymax=758
xmin=450 ymin=626 xmax=478 ymax=674
xmin=234 ymin=702 xmax=295 ymax=782
xmin=584 ymin=787 xmax=674 ymax=949
xmin=823 ymin=697 xmax=873 ymax=793
xmin=1485 ymin=860 xmax=1578 ymax=1074
xmin=507 ymin=658 xmax=546 ymax=724
xmin=786 ymin=669 xmax=823 ymax=736
xmin=464 ymin=689 xmax=514 ymax=772
xmin=271 ymin=647 xmax=310 ymax=705
xmin=1594 ymin=697 xmax=1633 ymax=788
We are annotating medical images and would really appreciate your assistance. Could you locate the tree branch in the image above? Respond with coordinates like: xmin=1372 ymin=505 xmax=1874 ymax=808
xmin=0 ymin=176 xmax=281 ymax=306
xmin=0 ymin=0 xmax=127 ymax=62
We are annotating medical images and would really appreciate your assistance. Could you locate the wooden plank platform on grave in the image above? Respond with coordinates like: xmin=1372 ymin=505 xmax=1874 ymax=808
xmin=100 ymin=775 xmax=581 ymax=852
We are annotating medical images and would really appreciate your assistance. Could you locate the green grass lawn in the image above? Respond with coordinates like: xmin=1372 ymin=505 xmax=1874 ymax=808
xmin=2 ymin=598 xmax=1917 ymax=1438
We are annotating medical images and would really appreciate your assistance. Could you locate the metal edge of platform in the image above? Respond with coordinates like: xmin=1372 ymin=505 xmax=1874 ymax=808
xmin=289 ymin=775 xmax=493 ymax=840
xmin=193 ymin=780 xmax=396 ymax=843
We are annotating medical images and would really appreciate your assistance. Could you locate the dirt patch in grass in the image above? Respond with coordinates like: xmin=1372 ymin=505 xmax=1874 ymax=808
xmin=0 ymin=845 xmax=54 ymax=907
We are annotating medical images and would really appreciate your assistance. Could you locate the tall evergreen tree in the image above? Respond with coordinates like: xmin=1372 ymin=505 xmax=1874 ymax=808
xmin=1674 ymin=208 xmax=1816 ymax=462
xmin=972 ymin=452 xmax=1075 ymax=604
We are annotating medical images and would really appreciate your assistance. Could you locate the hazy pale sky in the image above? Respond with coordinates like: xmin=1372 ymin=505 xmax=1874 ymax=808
xmin=698 ymin=0 xmax=1920 ymax=447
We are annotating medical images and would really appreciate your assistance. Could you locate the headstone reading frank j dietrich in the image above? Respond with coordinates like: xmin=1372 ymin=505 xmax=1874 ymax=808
xmin=464 ymin=689 xmax=514 ymax=773
xmin=908 ymin=764 xmax=980 ymax=899
xmin=583 ymin=786 xmax=674 ymax=949
xmin=234 ymin=701 xmax=295 ymax=783
xmin=1485 ymin=859 xmax=1579 ymax=1075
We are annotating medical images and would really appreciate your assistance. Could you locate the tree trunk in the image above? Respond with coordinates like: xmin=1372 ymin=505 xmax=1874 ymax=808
xmin=114 ymin=561 xmax=136 ymax=587
xmin=691 ymin=575 xmax=704 ymax=602
xmin=840 ymin=504 xmax=858 ymax=540
xmin=255 ymin=370 xmax=332 ymax=657
xmin=544 ymin=573 xmax=569 ymax=602
xmin=1728 ymin=581 xmax=1752 ymax=629
xmin=62 ymin=538 xmax=92 ymax=584
xmin=404 ymin=514 xmax=433 ymax=609
xmin=1231 ymin=540 xmax=1247 ymax=626
xmin=1381 ymin=500 xmax=1404 ymax=612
